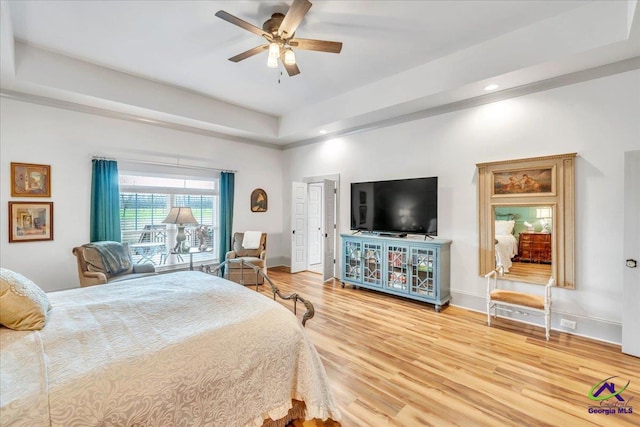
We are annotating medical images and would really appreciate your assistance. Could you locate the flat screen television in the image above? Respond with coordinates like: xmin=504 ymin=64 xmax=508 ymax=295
xmin=350 ymin=177 xmax=438 ymax=236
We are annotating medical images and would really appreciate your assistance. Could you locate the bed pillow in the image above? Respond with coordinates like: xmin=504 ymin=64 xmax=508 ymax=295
xmin=495 ymin=220 xmax=515 ymax=235
xmin=0 ymin=268 xmax=51 ymax=331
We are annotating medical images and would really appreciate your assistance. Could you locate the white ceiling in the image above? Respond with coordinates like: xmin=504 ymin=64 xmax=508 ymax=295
xmin=1 ymin=1 xmax=639 ymax=147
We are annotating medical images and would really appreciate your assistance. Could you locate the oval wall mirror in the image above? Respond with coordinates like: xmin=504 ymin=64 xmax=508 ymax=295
xmin=477 ymin=153 xmax=576 ymax=289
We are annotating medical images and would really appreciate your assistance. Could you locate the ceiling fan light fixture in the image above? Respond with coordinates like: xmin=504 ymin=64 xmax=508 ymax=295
xmin=268 ymin=42 xmax=280 ymax=57
xmin=267 ymin=54 xmax=279 ymax=68
xmin=267 ymin=42 xmax=280 ymax=68
xmin=216 ymin=0 xmax=343 ymax=77
xmin=284 ymin=48 xmax=296 ymax=65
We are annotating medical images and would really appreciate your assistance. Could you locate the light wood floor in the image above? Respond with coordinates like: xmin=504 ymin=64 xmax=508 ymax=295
xmin=258 ymin=268 xmax=640 ymax=427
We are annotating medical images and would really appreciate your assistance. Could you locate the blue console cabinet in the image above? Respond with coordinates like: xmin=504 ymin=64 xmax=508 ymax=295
xmin=341 ymin=233 xmax=452 ymax=312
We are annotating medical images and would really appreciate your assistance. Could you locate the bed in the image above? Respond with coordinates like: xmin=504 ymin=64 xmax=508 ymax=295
xmin=0 ymin=270 xmax=341 ymax=427
xmin=495 ymin=220 xmax=518 ymax=273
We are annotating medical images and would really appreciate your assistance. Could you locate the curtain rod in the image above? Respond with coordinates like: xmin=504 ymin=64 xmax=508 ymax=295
xmin=91 ymin=156 xmax=236 ymax=173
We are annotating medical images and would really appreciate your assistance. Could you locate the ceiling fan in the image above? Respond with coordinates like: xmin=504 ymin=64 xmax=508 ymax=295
xmin=215 ymin=0 xmax=343 ymax=76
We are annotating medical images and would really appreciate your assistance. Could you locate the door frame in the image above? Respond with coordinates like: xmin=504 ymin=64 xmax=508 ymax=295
xmin=306 ymin=183 xmax=323 ymax=271
xmin=301 ymin=174 xmax=340 ymax=280
xmin=622 ymin=150 xmax=640 ymax=357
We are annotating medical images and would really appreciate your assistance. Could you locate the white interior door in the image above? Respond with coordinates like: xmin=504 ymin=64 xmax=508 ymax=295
xmin=307 ymin=184 xmax=322 ymax=267
xmin=291 ymin=182 xmax=308 ymax=273
xmin=323 ymin=179 xmax=336 ymax=281
xmin=622 ymin=150 xmax=640 ymax=357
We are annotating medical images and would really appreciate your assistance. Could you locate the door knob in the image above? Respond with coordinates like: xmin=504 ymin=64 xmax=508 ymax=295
xmin=626 ymin=259 xmax=637 ymax=268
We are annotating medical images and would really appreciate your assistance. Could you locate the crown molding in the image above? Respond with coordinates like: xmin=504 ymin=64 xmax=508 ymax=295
xmin=0 ymin=88 xmax=284 ymax=150
xmin=282 ymin=57 xmax=640 ymax=150
xmin=2 ymin=57 xmax=638 ymax=151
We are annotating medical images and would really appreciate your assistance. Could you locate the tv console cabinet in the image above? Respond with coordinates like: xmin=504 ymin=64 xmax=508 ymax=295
xmin=340 ymin=233 xmax=452 ymax=312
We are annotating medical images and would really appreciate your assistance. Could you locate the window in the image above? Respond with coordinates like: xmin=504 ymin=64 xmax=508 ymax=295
xmin=118 ymin=166 xmax=219 ymax=270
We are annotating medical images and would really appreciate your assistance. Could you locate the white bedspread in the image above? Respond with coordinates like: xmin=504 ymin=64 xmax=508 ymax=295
xmin=0 ymin=271 xmax=340 ymax=427
xmin=495 ymin=234 xmax=518 ymax=272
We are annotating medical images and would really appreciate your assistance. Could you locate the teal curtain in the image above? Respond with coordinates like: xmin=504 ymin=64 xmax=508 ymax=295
xmin=218 ymin=172 xmax=235 ymax=263
xmin=90 ymin=159 xmax=122 ymax=242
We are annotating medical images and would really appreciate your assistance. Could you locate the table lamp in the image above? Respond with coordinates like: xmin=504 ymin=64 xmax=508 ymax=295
xmin=163 ymin=207 xmax=198 ymax=253
xmin=536 ymin=207 xmax=552 ymax=233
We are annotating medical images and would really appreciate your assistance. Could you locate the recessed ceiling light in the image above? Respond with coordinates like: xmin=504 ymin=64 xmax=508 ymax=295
xmin=319 ymin=130 xmax=328 ymax=135
xmin=484 ymin=84 xmax=499 ymax=91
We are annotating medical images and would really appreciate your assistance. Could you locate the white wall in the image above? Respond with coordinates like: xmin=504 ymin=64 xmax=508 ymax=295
xmin=2 ymin=70 xmax=638 ymax=343
xmin=282 ymin=70 xmax=640 ymax=344
xmin=0 ymin=99 xmax=285 ymax=291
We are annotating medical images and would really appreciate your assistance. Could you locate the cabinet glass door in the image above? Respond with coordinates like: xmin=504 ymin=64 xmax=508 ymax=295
xmin=344 ymin=240 xmax=362 ymax=282
xmin=410 ymin=247 xmax=437 ymax=298
xmin=362 ymin=242 xmax=383 ymax=287
xmin=386 ymin=244 xmax=409 ymax=292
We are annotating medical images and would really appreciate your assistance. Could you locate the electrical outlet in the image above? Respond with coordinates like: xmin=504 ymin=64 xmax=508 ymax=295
xmin=560 ymin=318 xmax=576 ymax=330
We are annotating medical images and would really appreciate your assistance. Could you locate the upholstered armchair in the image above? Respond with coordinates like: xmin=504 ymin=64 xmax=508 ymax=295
xmin=72 ymin=241 xmax=157 ymax=287
xmin=225 ymin=232 xmax=267 ymax=285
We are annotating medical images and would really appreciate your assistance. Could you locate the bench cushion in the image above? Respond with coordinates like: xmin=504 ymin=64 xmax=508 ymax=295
xmin=490 ymin=289 xmax=544 ymax=310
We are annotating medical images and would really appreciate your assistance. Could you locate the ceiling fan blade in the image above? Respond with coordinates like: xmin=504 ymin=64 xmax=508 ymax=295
xmin=283 ymin=61 xmax=301 ymax=76
xmin=278 ymin=0 xmax=312 ymax=38
xmin=289 ymin=38 xmax=342 ymax=54
xmin=281 ymin=52 xmax=301 ymax=76
xmin=215 ymin=10 xmax=270 ymax=38
xmin=228 ymin=45 xmax=269 ymax=62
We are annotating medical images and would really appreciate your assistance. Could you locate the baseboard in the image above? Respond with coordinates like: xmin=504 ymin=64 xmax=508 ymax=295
xmin=266 ymin=256 xmax=288 ymax=269
xmin=450 ymin=289 xmax=622 ymax=345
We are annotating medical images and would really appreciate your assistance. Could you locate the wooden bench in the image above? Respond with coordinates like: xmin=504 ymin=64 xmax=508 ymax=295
xmin=485 ymin=268 xmax=554 ymax=340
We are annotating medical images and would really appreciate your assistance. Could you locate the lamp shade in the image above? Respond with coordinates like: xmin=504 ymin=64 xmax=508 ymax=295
xmin=162 ymin=207 xmax=198 ymax=225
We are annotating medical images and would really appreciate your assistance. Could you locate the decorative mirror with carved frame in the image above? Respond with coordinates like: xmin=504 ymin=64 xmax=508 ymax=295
xmin=477 ymin=153 xmax=576 ymax=289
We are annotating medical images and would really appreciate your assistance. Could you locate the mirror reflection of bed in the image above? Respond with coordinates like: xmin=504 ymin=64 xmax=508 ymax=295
xmin=494 ymin=207 xmax=552 ymax=284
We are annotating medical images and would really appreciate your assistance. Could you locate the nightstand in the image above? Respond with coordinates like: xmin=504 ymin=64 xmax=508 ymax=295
xmin=518 ymin=232 xmax=551 ymax=263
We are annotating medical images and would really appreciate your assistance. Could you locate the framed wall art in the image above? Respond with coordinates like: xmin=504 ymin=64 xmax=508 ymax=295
xmin=492 ymin=166 xmax=554 ymax=196
xmin=8 ymin=202 xmax=54 ymax=243
xmin=11 ymin=162 xmax=51 ymax=197
xmin=250 ymin=188 xmax=268 ymax=212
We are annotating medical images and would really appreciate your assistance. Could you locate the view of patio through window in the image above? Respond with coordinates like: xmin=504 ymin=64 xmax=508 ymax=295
xmin=119 ymin=172 xmax=219 ymax=270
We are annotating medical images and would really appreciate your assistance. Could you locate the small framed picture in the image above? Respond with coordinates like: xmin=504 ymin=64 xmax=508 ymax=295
xmin=8 ymin=202 xmax=53 ymax=243
xmin=251 ymin=188 xmax=268 ymax=212
xmin=11 ymin=162 xmax=51 ymax=197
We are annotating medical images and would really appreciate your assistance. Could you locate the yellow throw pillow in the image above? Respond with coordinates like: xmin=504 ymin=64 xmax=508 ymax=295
xmin=0 ymin=268 xmax=51 ymax=331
